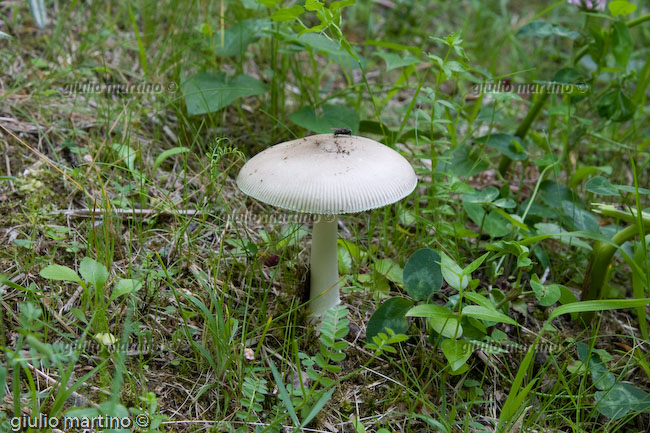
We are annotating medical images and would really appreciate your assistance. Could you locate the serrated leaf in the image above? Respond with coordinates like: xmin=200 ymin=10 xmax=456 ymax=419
xmin=39 ymin=264 xmax=81 ymax=283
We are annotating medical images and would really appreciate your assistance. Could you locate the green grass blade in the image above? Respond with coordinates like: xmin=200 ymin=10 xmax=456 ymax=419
xmin=548 ymin=298 xmax=650 ymax=322
xmin=268 ymin=357 xmax=300 ymax=427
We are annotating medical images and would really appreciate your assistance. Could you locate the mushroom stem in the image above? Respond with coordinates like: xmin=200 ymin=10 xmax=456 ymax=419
xmin=309 ymin=214 xmax=340 ymax=318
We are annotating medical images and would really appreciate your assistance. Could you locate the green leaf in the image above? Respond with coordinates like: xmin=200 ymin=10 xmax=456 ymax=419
xmin=407 ymin=304 xmax=462 ymax=339
xmin=403 ymin=249 xmax=442 ymax=301
xmin=476 ymin=133 xmax=527 ymax=161
xmin=463 ymin=292 xmax=495 ymax=310
xmin=439 ymin=251 xmax=468 ymax=291
xmin=28 ymin=0 xmax=48 ymax=28
xmin=462 ymin=187 xmax=499 ymax=204
xmin=585 ymin=176 xmax=619 ymax=195
xmin=304 ymin=0 xmax=323 ymax=11
xmin=271 ymin=5 xmax=304 ymax=21
xmin=152 ymin=147 xmax=190 ymax=173
xmin=561 ymin=201 xmax=600 ymax=232
xmin=609 ymin=0 xmax=637 ymax=16
xmin=111 ymin=143 xmax=137 ymax=171
xmin=374 ymin=52 xmax=421 ymax=71
xmin=596 ymin=88 xmax=635 ymax=122
xmin=516 ymin=21 xmax=579 ymax=39
xmin=289 ymin=104 xmax=360 ymax=134
xmin=463 ymin=253 xmax=490 ymax=276
xmin=373 ymin=259 xmax=403 ymax=285
xmin=39 ymin=265 xmax=81 ymax=283
xmin=461 ymin=305 xmax=517 ymax=325
xmin=268 ymin=358 xmax=300 ymax=427
xmin=182 ymin=72 xmax=268 ymax=115
xmin=530 ymin=275 xmax=561 ymax=306
xmin=441 ymin=339 xmax=473 ymax=371
xmin=331 ymin=0 xmax=356 ymax=12
xmin=366 ymin=297 xmax=413 ymax=341
xmin=215 ymin=19 xmax=270 ymax=57
xmin=611 ymin=21 xmax=633 ymax=68
xmin=300 ymin=388 xmax=335 ymax=428
xmin=548 ymin=298 xmax=650 ymax=322
xmin=596 ymin=382 xmax=650 ymax=419
xmin=79 ymin=257 xmax=109 ymax=290
xmin=110 ymin=279 xmax=142 ymax=302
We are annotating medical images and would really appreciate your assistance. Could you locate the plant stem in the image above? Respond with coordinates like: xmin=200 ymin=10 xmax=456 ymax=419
xmin=497 ymin=91 xmax=550 ymax=176
xmin=310 ymin=215 xmax=340 ymax=319
xmin=580 ymin=224 xmax=640 ymax=324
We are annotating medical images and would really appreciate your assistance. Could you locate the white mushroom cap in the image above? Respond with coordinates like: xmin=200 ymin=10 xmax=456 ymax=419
xmin=236 ymin=134 xmax=417 ymax=214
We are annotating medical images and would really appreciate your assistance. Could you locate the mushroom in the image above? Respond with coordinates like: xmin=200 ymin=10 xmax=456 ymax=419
xmin=236 ymin=134 xmax=417 ymax=319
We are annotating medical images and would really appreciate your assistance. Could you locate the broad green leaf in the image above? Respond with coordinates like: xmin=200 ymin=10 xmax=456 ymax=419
xmin=182 ymin=72 xmax=268 ymax=115
xmin=516 ymin=21 xmax=578 ymax=39
xmin=585 ymin=176 xmax=619 ymax=195
xmin=215 ymin=19 xmax=270 ymax=57
xmin=110 ymin=279 xmax=142 ymax=302
xmin=462 ymin=187 xmax=499 ymax=204
xmin=570 ymin=166 xmax=611 ymax=188
xmin=476 ymin=133 xmax=527 ymax=161
xmin=366 ymin=297 xmax=413 ymax=341
xmin=609 ymin=0 xmax=637 ymax=16
xmin=530 ymin=275 xmax=561 ymax=306
xmin=403 ymin=249 xmax=442 ymax=301
xmin=79 ymin=257 xmax=109 ymax=290
xmin=534 ymin=223 xmax=592 ymax=250
xmin=39 ymin=264 xmax=81 ymax=283
xmin=111 ymin=143 xmax=137 ymax=171
xmin=561 ymin=201 xmax=599 ymax=232
xmin=289 ymin=104 xmax=360 ymax=134
xmin=611 ymin=21 xmax=633 ymax=68
xmin=441 ymin=339 xmax=473 ymax=371
xmin=595 ymin=382 xmax=650 ymax=419
xmin=407 ymin=304 xmax=462 ymax=338
xmin=596 ymin=88 xmax=635 ymax=122
xmin=271 ymin=5 xmax=304 ymax=21
xmin=373 ymin=259 xmax=403 ymax=285
xmin=375 ymin=52 xmax=421 ymax=71
xmin=461 ymin=305 xmax=517 ymax=325
xmin=439 ymin=251 xmax=468 ymax=291
xmin=152 ymin=147 xmax=190 ymax=173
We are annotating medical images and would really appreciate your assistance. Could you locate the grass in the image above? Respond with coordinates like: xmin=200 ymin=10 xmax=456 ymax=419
xmin=1 ymin=0 xmax=650 ymax=432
